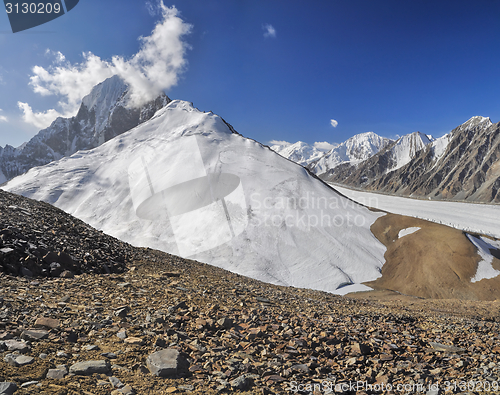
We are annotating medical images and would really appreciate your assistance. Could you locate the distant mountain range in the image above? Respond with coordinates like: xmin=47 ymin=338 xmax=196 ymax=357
xmin=272 ymin=116 xmax=500 ymax=204
xmin=323 ymin=116 xmax=500 ymax=203
xmin=0 ymin=75 xmax=170 ymax=183
xmin=270 ymin=132 xmax=392 ymax=171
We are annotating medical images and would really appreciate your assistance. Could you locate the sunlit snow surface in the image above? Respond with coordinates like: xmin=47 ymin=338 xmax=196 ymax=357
xmin=332 ymin=283 xmax=374 ymax=295
xmin=3 ymin=101 xmax=387 ymax=293
xmin=466 ymin=235 xmax=500 ymax=283
xmin=398 ymin=227 xmax=420 ymax=238
xmin=333 ymin=185 xmax=500 ymax=239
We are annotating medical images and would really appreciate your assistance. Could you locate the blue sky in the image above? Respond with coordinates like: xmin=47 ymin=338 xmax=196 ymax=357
xmin=1 ymin=0 xmax=500 ymax=148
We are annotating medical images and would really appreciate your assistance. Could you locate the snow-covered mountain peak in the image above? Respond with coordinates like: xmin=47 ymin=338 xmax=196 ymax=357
xmin=388 ymin=131 xmax=433 ymax=172
xmin=81 ymin=75 xmax=127 ymax=112
xmin=0 ymin=76 xmax=170 ymax=182
xmin=80 ymin=75 xmax=129 ymax=138
xmin=270 ymin=140 xmax=328 ymax=166
xmin=458 ymin=116 xmax=493 ymax=133
xmin=308 ymin=132 xmax=392 ymax=175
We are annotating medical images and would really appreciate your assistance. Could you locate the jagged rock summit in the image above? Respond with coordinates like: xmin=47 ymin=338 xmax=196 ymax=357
xmin=0 ymin=75 xmax=171 ymax=183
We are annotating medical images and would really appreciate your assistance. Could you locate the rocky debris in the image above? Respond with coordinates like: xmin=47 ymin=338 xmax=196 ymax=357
xmin=0 ymin=189 xmax=140 ymax=277
xmin=1 ymin=254 xmax=500 ymax=394
xmin=2 ymin=193 xmax=500 ymax=393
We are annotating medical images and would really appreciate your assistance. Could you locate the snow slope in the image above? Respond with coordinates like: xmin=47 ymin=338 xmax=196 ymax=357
xmin=309 ymin=132 xmax=392 ymax=175
xmin=333 ymin=185 xmax=500 ymax=238
xmin=3 ymin=100 xmax=387 ymax=293
xmin=466 ymin=235 xmax=500 ymax=283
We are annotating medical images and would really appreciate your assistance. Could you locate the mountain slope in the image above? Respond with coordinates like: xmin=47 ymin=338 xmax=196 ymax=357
xmin=308 ymin=132 xmax=393 ymax=175
xmin=3 ymin=100 xmax=388 ymax=293
xmin=325 ymin=116 xmax=500 ymax=203
xmin=0 ymin=75 xmax=170 ymax=183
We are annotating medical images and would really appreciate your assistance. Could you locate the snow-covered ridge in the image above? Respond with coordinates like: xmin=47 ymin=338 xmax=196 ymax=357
xmin=457 ymin=116 xmax=492 ymax=133
xmin=388 ymin=131 xmax=434 ymax=172
xmin=309 ymin=132 xmax=393 ymax=175
xmin=270 ymin=141 xmax=332 ymax=166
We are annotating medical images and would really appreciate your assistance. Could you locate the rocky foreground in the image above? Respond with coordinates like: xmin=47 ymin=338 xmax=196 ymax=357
xmin=2 ymin=191 xmax=500 ymax=394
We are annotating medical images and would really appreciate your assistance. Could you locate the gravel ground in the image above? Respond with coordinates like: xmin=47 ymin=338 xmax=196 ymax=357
xmin=2 ymin=191 xmax=500 ymax=394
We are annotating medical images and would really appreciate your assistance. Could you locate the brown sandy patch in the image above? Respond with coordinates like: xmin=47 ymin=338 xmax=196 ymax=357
xmin=367 ymin=213 xmax=500 ymax=300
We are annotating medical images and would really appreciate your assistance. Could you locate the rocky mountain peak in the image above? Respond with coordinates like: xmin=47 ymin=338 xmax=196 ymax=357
xmin=0 ymin=76 xmax=171 ymax=182
xmin=457 ymin=116 xmax=493 ymax=133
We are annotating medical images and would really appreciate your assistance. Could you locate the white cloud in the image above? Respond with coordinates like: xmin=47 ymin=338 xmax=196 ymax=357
xmin=18 ymin=102 xmax=62 ymax=129
xmin=22 ymin=2 xmax=192 ymax=128
xmin=268 ymin=140 xmax=291 ymax=147
xmin=263 ymin=24 xmax=276 ymax=38
xmin=330 ymin=119 xmax=338 ymax=128
xmin=313 ymin=141 xmax=336 ymax=151
xmin=0 ymin=109 xmax=7 ymax=123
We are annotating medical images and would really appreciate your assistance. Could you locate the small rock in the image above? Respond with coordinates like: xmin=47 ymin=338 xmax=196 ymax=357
xmin=69 ymin=360 xmax=111 ymax=375
xmin=84 ymin=345 xmax=100 ymax=351
xmin=177 ymin=385 xmax=194 ymax=391
xmin=429 ymin=342 xmax=466 ymax=353
xmin=146 ymin=349 xmax=185 ymax=377
xmin=116 ymin=330 xmax=127 ymax=340
xmin=0 ymin=382 xmax=17 ymax=395
xmin=39 ymin=353 xmax=48 ymax=360
xmin=4 ymin=340 xmax=29 ymax=353
xmin=109 ymin=376 xmax=124 ymax=388
xmin=352 ymin=342 xmax=371 ymax=355
xmin=119 ymin=385 xmax=135 ymax=395
xmin=59 ymin=270 xmax=74 ymax=278
xmin=21 ymin=329 xmax=49 ymax=341
xmin=230 ymin=375 xmax=253 ymax=390
xmin=217 ymin=317 xmax=233 ymax=329
xmin=20 ymin=267 xmax=33 ymax=278
xmin=124 ymin=337 xmax=143 ymax=346
xmin=20 ymin=381 xmax=38 ymax=388
xmin=101 ymin=352 xmax=118 ymax=359
xmin=46 ymin=366 xmax=68 ymax=379
xmin=56 ymin=351 xmax=70 ymax=358
xmin=3 ymin=354 xmax=17 ymax=367
xmin=35 ymin=316 xmax=60 ymax=329
xmin=15 ymin=355 xmax=34 ymax=366
xmin=291 ymin=364 xmax=309 ymax=374
xmin=115 ymin=306 xmax=130 ymax=318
